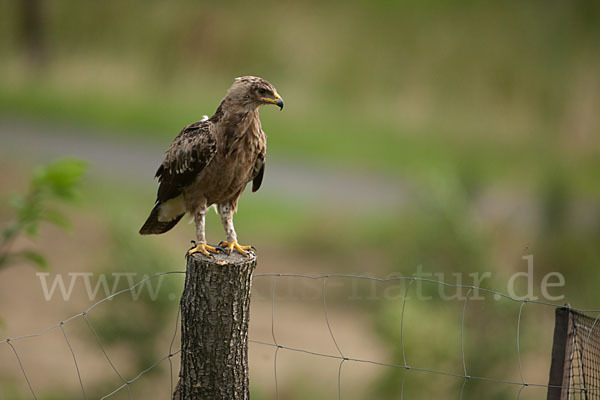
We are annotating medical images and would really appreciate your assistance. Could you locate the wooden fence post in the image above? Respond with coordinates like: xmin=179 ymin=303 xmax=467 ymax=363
xmin=173 ymin=251 xmax=256 ymax=400
xmin=547 ymin=307 xmax=572 ymax=400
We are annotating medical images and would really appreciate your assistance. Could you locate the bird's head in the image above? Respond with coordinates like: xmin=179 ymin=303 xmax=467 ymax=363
xmin=226 ymin=76 xmax=284 ymax=111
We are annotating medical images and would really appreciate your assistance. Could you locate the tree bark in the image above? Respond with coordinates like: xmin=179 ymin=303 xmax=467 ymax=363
xmin=173 ymin=251 xmax=256 ymax=400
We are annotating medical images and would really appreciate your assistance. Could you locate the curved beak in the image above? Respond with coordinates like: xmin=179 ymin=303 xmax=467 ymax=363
xmin=275 ymin=97 xmax=284 ymax=110
xmin=261 ymin=93 xmax=284 ymax=110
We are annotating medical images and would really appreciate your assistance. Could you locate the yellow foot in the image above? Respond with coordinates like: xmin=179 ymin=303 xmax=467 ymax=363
xmin=219 ymin=241 xmax=254 ymax=257
xmin=187 ymin=242 xmax=219 ymax=257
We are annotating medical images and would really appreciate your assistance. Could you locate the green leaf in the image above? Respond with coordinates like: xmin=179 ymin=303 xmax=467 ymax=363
xmin=16 ymin=193 xmax=42 ymax=228
xmin=24 ymin=222 xmax=39 ymax=237
xmin=2 ymin=225 xmax=19 ymax=242
xmin=20 ymin=250 xmax=48 ymax=270
xmin=42 ymin=209 xmax=72 ymax=231
xmin=34 ymin=158 xmax=87 ymax=201
xmin=0 ymin=158 xmax=86 ymax=272
xmin=9 ymin=193 xmax=24 ymax=211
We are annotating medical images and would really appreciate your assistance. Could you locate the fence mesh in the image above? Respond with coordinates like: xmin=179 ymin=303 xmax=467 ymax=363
xmin=2 ymin=271 xmax=600 ymax=399
xmin=563 ymin=310 xmax=600 ymax=399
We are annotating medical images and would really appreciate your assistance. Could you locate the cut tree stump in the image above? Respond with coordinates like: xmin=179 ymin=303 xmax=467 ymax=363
xmin=173 ymin=250 xmax=257 ymax=400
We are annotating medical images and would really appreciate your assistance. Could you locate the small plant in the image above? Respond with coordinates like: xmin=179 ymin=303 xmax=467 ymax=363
xmin=0 ymin=158 xmax=87 ymax=270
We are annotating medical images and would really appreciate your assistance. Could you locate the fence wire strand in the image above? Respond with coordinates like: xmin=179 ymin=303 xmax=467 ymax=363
xmin=517 ymin=300 xmax=527 ymax=386
xmin=2 ymin=270 xmax=185 ymax=400
xmin=60 ymin=322 xmax=88 ymax=400
xmin=3 ymin=270 xmax=600 ymax=399
xmin=6 ymin=339 xmax=38 ymax=400
xmin=251 ymin=273 xmax=600 ymax=398
xmin=461 ymin=287 xmax=473 ymax=378
xmin=168 ymin=305 xmax=181 ymax=397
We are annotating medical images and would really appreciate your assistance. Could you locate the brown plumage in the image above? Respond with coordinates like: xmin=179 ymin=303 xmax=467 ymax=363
xmin=140 ymin=76 xmax=283 ymax=256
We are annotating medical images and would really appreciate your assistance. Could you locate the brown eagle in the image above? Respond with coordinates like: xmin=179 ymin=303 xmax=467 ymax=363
xmin=139 ymin=76 xmax=283 ymax=256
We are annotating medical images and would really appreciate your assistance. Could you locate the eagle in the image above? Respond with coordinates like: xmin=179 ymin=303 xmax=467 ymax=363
xmin=139 ymin=76 xmax=283 ymax=256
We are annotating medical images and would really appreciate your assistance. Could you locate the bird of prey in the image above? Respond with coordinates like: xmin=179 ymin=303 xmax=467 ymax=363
xmin=139 ymin=76 xmax=283 ymax=256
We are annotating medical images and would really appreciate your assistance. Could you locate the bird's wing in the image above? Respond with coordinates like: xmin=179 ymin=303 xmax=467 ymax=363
xmin=252 ymin=151 xmax=265 ymax=192
xmin=251 ymin=130 xmax=267 ymax=192
xmin=155 ymin=121 xmax=217 ymax=202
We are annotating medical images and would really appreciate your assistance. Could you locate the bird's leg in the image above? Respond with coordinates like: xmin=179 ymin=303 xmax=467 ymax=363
xmin=217 ymin=203 xmax=253 ymax=257
xmin=188 ymin=208 xmax=218 ymax=257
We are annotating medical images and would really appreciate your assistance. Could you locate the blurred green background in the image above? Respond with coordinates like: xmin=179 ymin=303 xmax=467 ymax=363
xmin=1 ymin=0 xmax=599 ymax=399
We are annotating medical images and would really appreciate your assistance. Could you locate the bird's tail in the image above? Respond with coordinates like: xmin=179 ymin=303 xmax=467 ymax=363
xmin=139 ymin=202 xmax=185 ymax=235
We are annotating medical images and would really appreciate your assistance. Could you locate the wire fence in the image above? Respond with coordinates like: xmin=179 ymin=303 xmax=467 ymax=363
xmin=563 ymin=310 xmax=600 ymax=399
xmin=2 ymin=271 xmax=600 ymax=399
xmin=1 ymin=271 xmax=185 ymax=400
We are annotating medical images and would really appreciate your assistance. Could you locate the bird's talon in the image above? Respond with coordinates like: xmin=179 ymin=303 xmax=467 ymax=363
xmin=187 ymin=242 xmax=219 ymax=257
xmin=219 ymin=241 xmax=254 ymax=257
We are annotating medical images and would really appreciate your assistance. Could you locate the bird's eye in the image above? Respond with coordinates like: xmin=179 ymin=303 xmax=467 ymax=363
xmin=258 ymin=88 xmax=269 ymax=95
